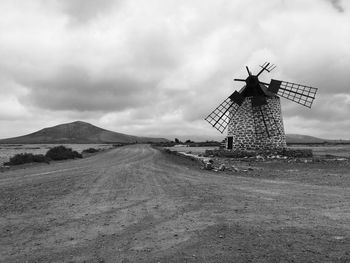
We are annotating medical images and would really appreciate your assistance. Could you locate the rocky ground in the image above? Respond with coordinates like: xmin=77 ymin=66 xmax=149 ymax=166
xmin=1 ymin=144 xmax=350 ymax=262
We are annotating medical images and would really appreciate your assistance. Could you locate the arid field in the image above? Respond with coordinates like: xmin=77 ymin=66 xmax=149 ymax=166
xmin=0 ymin=144 xmax=112 ymax=166
xmin=1 ymin=144 xmax=350 ymax=262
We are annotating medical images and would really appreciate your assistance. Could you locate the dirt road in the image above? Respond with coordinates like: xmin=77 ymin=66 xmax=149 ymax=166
xmin=1 ymin=144 xmax=349 ymax=262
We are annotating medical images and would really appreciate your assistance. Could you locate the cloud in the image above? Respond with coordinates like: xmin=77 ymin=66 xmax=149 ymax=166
xmin=53 ymin=0 xmax=119 ymax=25
xmin=325 ymin=0 xmax=344 ymax=12
xmin=0 ymin=0 xmax=349 ymax=140
xmin=19 ymin=65 xmax=160 ymax=112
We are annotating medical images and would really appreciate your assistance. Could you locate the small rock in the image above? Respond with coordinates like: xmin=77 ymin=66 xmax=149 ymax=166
xmin=256 ymin=155 xmax=265 ymax=161
xmin=218 ymin=164 xmax=225 ymax=171
xmin=232 ymin=166 xmax=239 ymax=172
xmin=204 ymin=162 xmax=213 ymax=170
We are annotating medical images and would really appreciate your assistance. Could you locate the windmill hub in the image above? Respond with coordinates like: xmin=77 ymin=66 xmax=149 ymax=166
xmin=246 ymin=75 xmax=259 ymax=87
xmin=205 ymin=62 xmax=318 ymax=151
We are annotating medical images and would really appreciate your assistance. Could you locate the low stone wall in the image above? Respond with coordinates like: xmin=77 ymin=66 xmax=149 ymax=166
xmin=204 ymin=148 xmax=313 ymax=158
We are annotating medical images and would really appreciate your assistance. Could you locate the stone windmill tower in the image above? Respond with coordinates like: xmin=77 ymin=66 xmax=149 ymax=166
xmin=205 ymin=62 xmax=318 ymax=151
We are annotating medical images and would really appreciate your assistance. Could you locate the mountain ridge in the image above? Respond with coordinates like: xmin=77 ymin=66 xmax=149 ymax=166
xmin=0 ymin=121 xmax=169 ymax=144
xmin=0 ymin=121 xmax=347 ymax=144
xmin=286 ymin=134 xmax=350 ymax=144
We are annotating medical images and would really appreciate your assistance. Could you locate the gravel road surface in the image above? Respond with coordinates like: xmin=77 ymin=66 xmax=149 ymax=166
xmin=1 ymin=144 xmax=349 ymax=262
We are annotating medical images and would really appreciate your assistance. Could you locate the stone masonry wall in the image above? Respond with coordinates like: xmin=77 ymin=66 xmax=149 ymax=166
xmin=227 ymin=96 xmax=287 ymax=151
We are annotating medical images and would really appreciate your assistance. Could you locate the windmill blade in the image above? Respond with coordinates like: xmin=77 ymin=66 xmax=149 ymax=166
xmin=252 ymin=103 xmax=282 ymax=138
xmin=246 ymin=66 xmax=252 ymax=76
xmin=205 ymin=99 xmax=238 ymax=133
xmin=268 ymin=79 xmax=317 ymax=108
xmin=205 ymin=91 xmax=244 ymax=133
xmin=257 ymin=62 xmax=276 ymax=77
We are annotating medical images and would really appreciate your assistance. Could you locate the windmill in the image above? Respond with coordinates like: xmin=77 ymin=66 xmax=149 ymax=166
xmin=205 ymin=62 xmax=318 ymax=151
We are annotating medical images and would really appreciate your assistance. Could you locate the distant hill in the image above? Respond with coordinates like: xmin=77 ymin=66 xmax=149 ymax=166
xmin=286 ymin=134 xmax=325 ymax=144
xmin=286 ymin=134 xmax=350 ymax=144
xmin=0 ymin=121 xmax=169 ymax=144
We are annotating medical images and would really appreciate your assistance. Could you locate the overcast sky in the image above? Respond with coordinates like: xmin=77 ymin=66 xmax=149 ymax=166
xmin=0 ymin=0 xmax=349 ymax=141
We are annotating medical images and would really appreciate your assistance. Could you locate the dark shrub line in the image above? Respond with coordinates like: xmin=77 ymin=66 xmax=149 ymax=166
xmin=5 ymin=145 xmax=87 ymax=166
xmin=46 ymin=146 xmax=82 ymax=161
xmin=5 ymin=153 xmax=50 ymax=165
xmin=82 ymin=148 xmax=99 ymax=154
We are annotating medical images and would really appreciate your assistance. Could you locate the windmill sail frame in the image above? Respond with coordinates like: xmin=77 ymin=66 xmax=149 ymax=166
xmin=205 ymin=98 xmax=238 ymax=133
xmin=268 ymin=79 xmax=317 ymax=108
